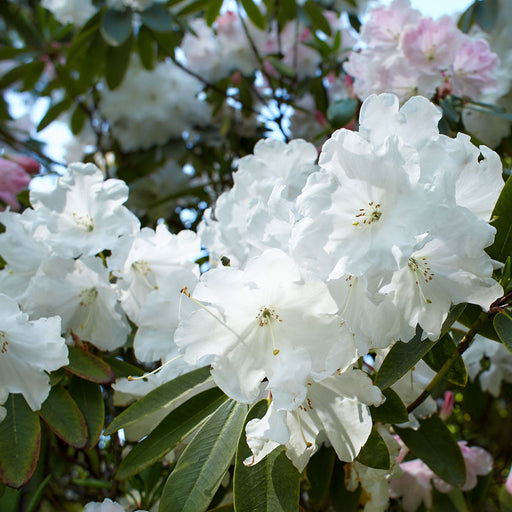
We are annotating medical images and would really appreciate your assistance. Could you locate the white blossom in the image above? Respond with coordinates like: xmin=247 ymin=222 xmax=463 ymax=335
xmin=42 ymin=0 xmax=96 ymax=26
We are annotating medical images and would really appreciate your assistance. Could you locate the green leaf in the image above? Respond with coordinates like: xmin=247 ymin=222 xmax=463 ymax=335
xmin=116 ymin=388 xmax=227 ymax=479
xmin=303 ymin=0 xmax=331 ymax=36
xmin=458 ymin=2 xmax=476 ymax=33
xmin=458 ymin=303 xmax=499 ymax=341
xmin=234 ymin=400 xmax=300 ymax=512
xmin=348 ymin=13 xmax=361 ymax=32
xmin=19 ymin=61 xmax=45 ymax=91
xmin=38 ymin=386 xmax=88 ymax=449
xmin=140 ymin=4 xmax=173 ymax=32
xmin=239 ymin=0 xmax=266 ymax=30
xmin=327 ymin=98 xmax=358 ymax=128
xmin=104 ymin=367 xmax=211 ymax=435
xmin=423 ymin=333 xmax=468 ymax=386
xmin=494 ymin=308 xmax=512 ymax=353
xmin=66 ymin=346 xmax=115 ymax=384
xmin=0 ymin=395 xmax=41 ymax=488
xmin=356 ymin=428 xmax=390 ymax=470
xmin=370 ymin=387 xmax=408 ymax=424
xmin=328 ymin=459 xmax=361 ymax=512
xmin=266 ymin=56 xmax=296 ymax=78
xmin=306 ymin=446 xmax=335 ymax=507
xmin=487 ymin=174 xmax=512 ymax=263
xmin=36 ymin=98 xmax=73 ymax=132
xmin=205 ymin=0 xmax=223 ymax=26
xmin=101 ymin=8 xmax=133 ymax=47
xmin=0 ymin=60 xmax=44 ymax=90
xmin=499 ymin=484 xmax=512 ymax=512
xmin=395 ymin=415 xmax=466 ymax=487
xmin=106 ymin=35 xmax=133 ymax=89
xmin=70 ymin=104 xmax=87 ymax=135
xmin=25 ymin=474 xmax=51 ymax=512
xmin=137 ymin=26 xmax=154 ymax=70
xmin=178 ymin=0 xmax=215 ymax=16
xmin=474 ymin=0 xmax=498 ymax=31
xmin=159 ymin=399 xmax=248 ymax=512
xmin=375 ymin=327 xmax=436 ymax=390
xmin=68 ymin=377 xmax=105 ymax=449
xmin=103 ymin=356 xmax=144 ymax=379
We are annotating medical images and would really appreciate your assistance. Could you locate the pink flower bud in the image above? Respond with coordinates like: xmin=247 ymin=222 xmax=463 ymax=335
xmin=506 ymin=465 xmax=512 ymax=495
xmin=0 ymin=157 xmax=31 ymax=211
xmin=439 ymin=391 xmax=454 ymax=420
xmin=5 ymin=154 xmax=40 ymax=175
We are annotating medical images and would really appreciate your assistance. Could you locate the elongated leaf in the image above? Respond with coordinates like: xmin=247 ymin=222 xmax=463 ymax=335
xmin=239 ymin=0 xmax=266 ymax=30
xmin=159 ymin=399 xmax=248 ymax=512
xmin=101 ymin=8 xmax=132 ymax=47
xmin=487 ymin=175 xmax=512 ymax=263
xmin=395 ymin=415 xmax=465 ymax=487
xmin=234 ymin=400 xmax=300 ymax=512
xmin=303 ymin=0 xmax=331 ymax=35
xmin=140 ymin=4 xmax=172 ymax=32
xmin=205 ymin=0 xmax=223 ymax=26
xmin=356 ymin=428 xmax=390 ymax=470
xmin=494 ymin=308 xmax=512 ymax=353
xmin=106 ymin=35 xmax=133 ymax=89
xmin=25 ymin=474 xmax=51 ymax=512
xmin=266 ymin=56 xmax=296 ymax=78
xmin=423 ymin=333 xmax=467 ymax=386
xmin=327 ymin=98 xmax=358 ymax=128
xmin=38 ymin=386 xmax=88 ymax=449
xmin=137 ymin=26 xmax=154 ymax=70
xmin=116 ymin=388 xmax=227 ymax=479
xmin=70 ymin=104 xmax=87 ymax=135
xmin=36 ymin=97 xmax=73 ymax=132
xmin=474 ymin=0 xmax=498 ymax=31
xmin=68 ymin=377 xmax=105 ymax=449
xmin=66 ymin=347 xmax=115 ymax=384
xmin=370 ymin=387 xmax=408 ymax=424
xmin=458 ymin=303 xmax=499 ymax=341
xmin=306 ymin=445 xmax=335 ymax=507
xmin=0 ymin=61 xmax=43 ymax=90
xmin=0 ymin=395 xmax=41 ymax=488
xmin=104 ymin=367 xmax=211 ymax=435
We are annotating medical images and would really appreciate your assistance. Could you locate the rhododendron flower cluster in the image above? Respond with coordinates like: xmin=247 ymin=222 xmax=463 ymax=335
xmin=345 ymin=0 xmax=499 ymax=102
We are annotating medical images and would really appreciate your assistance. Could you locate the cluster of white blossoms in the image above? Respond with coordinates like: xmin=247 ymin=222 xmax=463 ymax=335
xmin=0 ymin=162 xmax=201 ymax=419
xmin=194 ymin=92 xmax=504 ymax=471
xmin=100 ymin=56 xmax=210 ymax=151
xmin=345 ymin=0 xmax=499 ymax=102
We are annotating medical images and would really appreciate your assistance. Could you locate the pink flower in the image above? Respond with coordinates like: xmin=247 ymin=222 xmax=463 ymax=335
xmin=449 ymin=37 xmax=499 ymax=98
xmin=439 ymin=391 xmax=454 ymax=420
xmin=0 ymin=157 xmax=32 ymax=211
xmin=390 ymin=459 xmax=435 ymax=511
xmin=5 ymin=154 xmax=40 ymax=175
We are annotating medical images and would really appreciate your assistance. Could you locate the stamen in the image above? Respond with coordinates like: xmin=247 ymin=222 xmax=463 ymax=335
xmin=408 ymin=257 xmax=434 ymax=304
xmin=257 ymin=306 xmax=282 ymax=356
xmin=0 ymin=331 xmax=8 ymax=354
xmin=354 ymin=201 xmax=382 ymax=226
xmin=295 ymin=410 xmax=312 ymax=448
xmin=127 ymin=354 xmax=183 ymax=381
xmin=72 ymin=212 xmax=95 ymax=232
xmin=132 ymin=260 xmax=158 ymax=290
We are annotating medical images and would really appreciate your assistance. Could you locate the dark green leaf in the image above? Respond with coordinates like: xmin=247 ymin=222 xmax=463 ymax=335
xmin=303 ymin=0 xmax=331 ymax=35
xmin=159 ymin=399 xmax=248 ymax=512
xmin=494 ymin=308 xmax=512 ymax=353
xmin=104 ymin=367 xmax=211 ymax=435
xmin=328 ymin=459 xmax=361 ymax=512
xmin=101 ymin=8 xmax=133 ymax=47
xmin=234 ymin=400 xmax=300 ymax=512
xmin=25 ymin=474 xmax=51 ymax=512
xmin=458 ymin=2 xmax=476 ymax=33
xmin=370 ymin=387 xmax=409 ymax=424
xmin=474 ymin=0 xmax=498 ymax=31
xmin=395 ymin=415 xmax=465 ymax=487
xmin=423 ymin=333 xmax=468 ymax=386
xmin=66 ymin=346 xmax=115 ymax=384
xmin=499 ymin=484 xmax=512 ymax=512
xmin=137 ymin=26 xmax=154 ymax=70
xmin=70 ymin=104 xmax=87 ymax=135
xmin=306 ymin=445 xmax=335 ymax=507
xmin=205 ymin=0 xmax=223 ymax=26
xmin=239 ymin=0 xmax=266 ymax=30
xmin=116 ymin=388 xmax=227 ymax=479
xmin=0 ymin=395 xmax=41 ymax=488
xmin=488 ymin=175 xmax=512 ymax=263
xmin=103 ymin=356 xmax=144 ymax=379
xmin=356 ymin=428 xmax=390 ymax=470
xmin=327 ymin=98 xmax=358 ymax=128
xmin=140 ymin=4 xmax=173 ymax=32
xmin=68 ymin=11 xmax=103 ymax=62
xmin=20 ymin=61 xmax=45 ymax=91
xmin=348 ymin=13 xmax=361 ymax=32
xmin=178 ymin=0 xmax=216 ymax=16
xmin=0 ymin=60 xmax=44 ymax=90
xmin=36 ymin=98 xmax=73 ymax=132
xmin=0 ymin=47 xmax=36 ymax=60
xmin=38 ymin=386 xmax=88 ymax=449
xmin=106 ymin=35 xmax=133 ymax=89
xmin=458 ymin=303 xmax=499 ymax=341
xmin=68 ymin=377 xmax=105 ymax=449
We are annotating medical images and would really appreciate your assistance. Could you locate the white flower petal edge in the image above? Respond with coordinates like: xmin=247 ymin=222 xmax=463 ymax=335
xmin=244 ymin=369 xmax=383 ymax=472
xmin=0 ymin=294 xmax=68 ymax=413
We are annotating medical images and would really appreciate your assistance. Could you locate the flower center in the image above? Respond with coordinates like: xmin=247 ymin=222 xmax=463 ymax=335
xmin=353 ymin=201 xmax=382 ymax=226
xmin=256 ymin=305 xmax=282 ymax=355
xmin=72 ymin=213 xmax=95 ymax=232
xmin=132 ymin=260 xmax=158 ymax=290
xmin=79 ymin=287 xmax=99 ymax=307
xmin=408 ymin=256 xmax=435 ymax=303
xmin=0 ymin=331 xmax=8 ymax=354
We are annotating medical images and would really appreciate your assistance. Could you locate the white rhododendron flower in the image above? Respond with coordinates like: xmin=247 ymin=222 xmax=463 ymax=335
xmin=83 ymin=498 xmax=147 ymax=512
xmin=175 ymin=249 xmax=357 ymax=410
xmin=109 ymin=226 xmax=200 ymax=325
xmin=42 ymin=0 xmax=96 ymax=26
xmin=30 ymin=163 xmax=139 ymax=258
xmin=244 ymin=369 xmax=383 ymax=471
xmin=199 ymin=138 xmax=318 ymax=267
xmin=24 ymin=256 xmax=130 ymax=351
xmin=0 ymin=293 xmax=68 ymax=412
